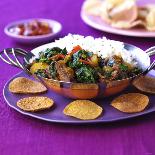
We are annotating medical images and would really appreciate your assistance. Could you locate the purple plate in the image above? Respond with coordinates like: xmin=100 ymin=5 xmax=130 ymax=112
xmin=4 ymin=18 xmax=62 ymax=43
xmin=81 ymin=9 xmax=155 ymax=38
xmin=3 ymin=70 xmax=155 ymax=124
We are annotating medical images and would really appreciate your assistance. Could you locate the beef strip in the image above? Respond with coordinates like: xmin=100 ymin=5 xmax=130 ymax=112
xmin=55 ymin=60 xmax=74 ymax=82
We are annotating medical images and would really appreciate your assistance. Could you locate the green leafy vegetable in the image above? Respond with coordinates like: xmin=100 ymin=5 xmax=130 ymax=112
xmin=34 ymin=69 xmax=48 ymax=78
xmin=33 ymin=46 xmax=142 ymax=82
xmin=37 ymin=51 xmax=50 ymax=64
xmin=104 ymin=72 xmax=112 ymax=78
xmin=73 ymin=50 xmax=92 ymax=60
xmin=119 ymin=64 xmax=128 ymax=71
xmin=49 ymin=61 xmax=57 ymax=79
xmin=61 ymin=48 xmax=67 ymax=55
xmin=68 ymin=58 xmax=83 ymax=68
xmin=75 ymin=66 xmax=98 ymax=83
xmin=44 ymin=47 xmax=67 ymax=58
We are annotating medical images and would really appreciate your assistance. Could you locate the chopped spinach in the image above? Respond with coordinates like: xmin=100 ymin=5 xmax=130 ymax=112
xmin=39 ymin=58 xmax=51 ymax=64
xmin=35 ymin=47 xmax=67 ymax=64
xmin=132 ymin=67 xmax=142 ymax=74
xmin=104 ymin=72 xmax=112 ymax=78
xmin=32 ymin=46 xmax=142 ymax=83
xmin=44 ymin=47 xmax=67 ymax=58
xmin=68 ymin=50 xmax=93 ymax=69
xmin=61 ymin=47 xmax=67 ymax=55
xmin=73 ymin=50 xmax=93 ymax=60
xmin=37 ymin=51 xmax=50 ymax=64
xmin=75 ymin=66 xmax=98 ymax=83
xmin=34 ymin=69 xmax=48 ymax=78
xmin=49 ymin=61 xmax=57 ymax=79
xmin=68 ymin=58 xmax=83 ymax=68
xmin=119 ymin=64 xmax=128 ymax=71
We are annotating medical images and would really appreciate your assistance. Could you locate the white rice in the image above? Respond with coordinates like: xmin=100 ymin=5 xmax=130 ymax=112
xmin=32 ymin=34 xmax=138 ymax=66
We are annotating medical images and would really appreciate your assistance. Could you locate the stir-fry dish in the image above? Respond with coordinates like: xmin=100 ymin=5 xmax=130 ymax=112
xmin=30 ymin=45 xmax=142 ymax=83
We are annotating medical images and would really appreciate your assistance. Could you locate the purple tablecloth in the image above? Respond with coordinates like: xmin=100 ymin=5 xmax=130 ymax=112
xmin=0 ymin=0 xmax=155 ymax=155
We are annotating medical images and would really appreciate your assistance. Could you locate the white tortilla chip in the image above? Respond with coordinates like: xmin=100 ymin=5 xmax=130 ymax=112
xmin=83 ymin=0 xmax=102 ymax=16
xmin=100 ymin=0 xmax=139 ymax=29
xmin=111 ymin=20 xmax=145 ymax=29
xmin=108 ymin=0 xmax=138 ymax=23
xmin=145 ymin=6 xmax=155 ymax=31
xmin=100 ymin=1 xmax=112 ymax=24
xmin=138 ymin=7 xmax=149 ymax=20
xmin=105 ymin=0 xmax=132 ymax=10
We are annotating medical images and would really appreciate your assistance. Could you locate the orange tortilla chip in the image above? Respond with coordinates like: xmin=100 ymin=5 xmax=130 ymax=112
xmin=133 ymin=76 xmax=155 ymax=94
xmin=111 ymin=93 xmax=149 ymax=113
xmin=9 ymin=77 xmax=47 ymax=94
xmin=17 ymin=96 xmax=54 ymax=112
xmin=63 ymin=100 xmax=103 ymax=120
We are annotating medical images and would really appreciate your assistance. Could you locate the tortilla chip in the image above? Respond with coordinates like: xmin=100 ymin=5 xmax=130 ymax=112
xmin=146 ymin=8 xmax=155 ymax=31
xmin=133 ymin=76 xmax=155 ymax=94
xmin=138 ymin=7 xmax=149 ymax=21
xmin=83 ymin=0 xmax=102 ymax=16
xmin=108 ymin=0 xmax=138 ymax=23
xmin=17 ymin=96 xmax=54 ymax=112
xmin=9 ymin=77 xmax=47 ymax=94
xmin=63 ymin=100 xmax=103 ymax=120
xmin=137 ymin=5 xmax=155 ymax=31
xmin=100 ymin=0 xmax=139 ymax=29
xmin=106 ymin=0 xmax=125 ymax=8
xmin=84 ymin=0 xmax=155 ymax=31
xmin=100 ymin=2 xmax=112 ymax=24
xmin=111 ymin=93 xmax=149 ymax=113
xmin=111 ymin=20 xmax=145 ymax=29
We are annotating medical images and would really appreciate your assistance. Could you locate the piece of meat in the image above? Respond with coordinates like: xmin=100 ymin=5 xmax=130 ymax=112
xmin=111 ymin=70 xmax=119 ymax=80
xmin=55 ymin=60 xmax=74 ymax=82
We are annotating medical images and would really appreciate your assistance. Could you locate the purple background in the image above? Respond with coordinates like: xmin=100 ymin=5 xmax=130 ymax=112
xmin=0 ymin=0 xmax=155 ymax=155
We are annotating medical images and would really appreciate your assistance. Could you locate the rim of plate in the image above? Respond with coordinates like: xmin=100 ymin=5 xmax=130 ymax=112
xmin=81 ymin=8 xmax=155 ymax=38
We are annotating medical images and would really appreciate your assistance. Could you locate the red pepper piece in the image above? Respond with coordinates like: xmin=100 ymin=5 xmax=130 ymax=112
xmin=69 ymin=45 xmax=82 ymax=55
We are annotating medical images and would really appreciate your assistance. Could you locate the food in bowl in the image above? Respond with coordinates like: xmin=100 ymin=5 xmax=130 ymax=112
xmin=9 ymin=20 xmax=52 ymax=36
xmin=2 ymin=34 xmax=152 ymax=99
xmin=29 ymin=35 xmax=142 ymax=83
